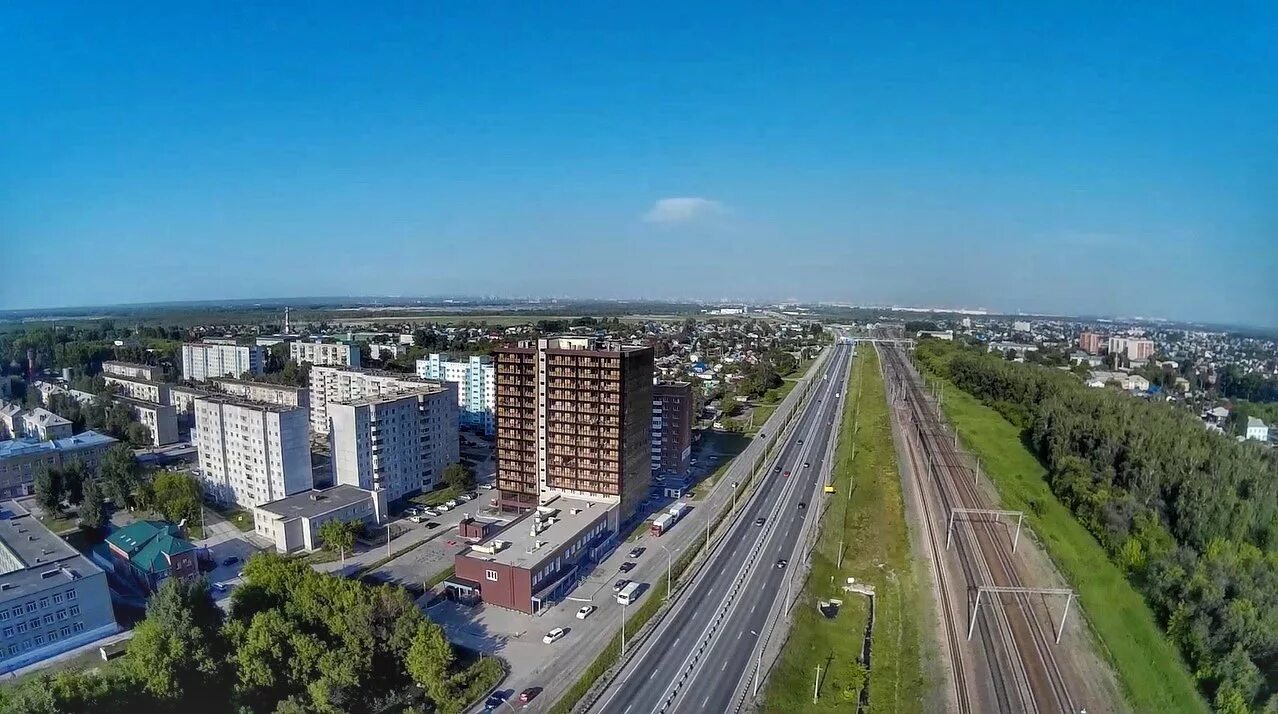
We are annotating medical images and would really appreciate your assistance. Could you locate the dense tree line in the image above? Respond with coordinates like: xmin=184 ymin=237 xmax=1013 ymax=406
xmin=1218 ymin=365 xmax=1278 ymax=404
xmin=0 ymin=555 xmax=495 ymax=714
xmin=0 ymin=325 xmax=181 ymax=381
xmin=916 ymin=340 xmax=1278 ymax=712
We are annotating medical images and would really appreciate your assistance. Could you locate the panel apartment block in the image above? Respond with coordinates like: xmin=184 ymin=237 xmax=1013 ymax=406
xmin=181 ymin=342 xmax=265 ymax=382
xmin=0 ymin=432 xmax=116 ymax=500
xmin=308 ymin=365 xmax=456 ymax=435
xmin=103 ymin=374 xmax=170 ymax=406
xmin=212 ymin=378 xmax=309 ymax=411
xmin=416 ymin=353 xmax=497 ymax=435
xmin=116 ymin=397 xmax=179 ymax=447
xmin=328 ymin=388 xmax=458 ymax=504
xmin=101 ymin=361 xmax=163 ymax=382
xmin=651 ymin=381 xmax=693 ymax=478
xmin=494 ymin=337 xmax=653 ymax=520
xmin=289 ymin=340 xmax=361 ymax=368
xmin=193 ymin=396 xmax=312 ymax=507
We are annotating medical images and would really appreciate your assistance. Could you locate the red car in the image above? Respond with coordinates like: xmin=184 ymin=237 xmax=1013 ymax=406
xmin=519 ymin=687 xmax=541 ymax=703
xmin=783 ymin=470 xmax=791 ymax=478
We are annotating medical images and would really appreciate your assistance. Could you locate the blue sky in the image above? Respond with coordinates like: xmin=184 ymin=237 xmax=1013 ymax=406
xmin=3 ymin=3 xmax=1275 ymax=325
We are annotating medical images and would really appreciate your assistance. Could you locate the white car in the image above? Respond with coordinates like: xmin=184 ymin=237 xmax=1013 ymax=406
xmin=423 ymin=508 xmax=440 ymax=517
xmin=445 ymin=499 xmax=459 ymax=508
xmin=409 ymin=515 xmax=425 ymax=523
xmin=542 ymin=627 xmax=566 ymax=644
xmin=436 ymin=503 xmax=452 ymax=512
xmin=576 ymin=605 xmax=596 ymax=620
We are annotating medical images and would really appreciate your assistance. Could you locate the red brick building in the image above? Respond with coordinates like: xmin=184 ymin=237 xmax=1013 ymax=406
xmin=651 ymin=381 xmax=693 ymax=478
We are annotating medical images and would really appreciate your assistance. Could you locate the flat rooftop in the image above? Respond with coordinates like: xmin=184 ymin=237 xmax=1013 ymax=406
xmin=103 ymin=373 xmax=166 ymax=388
xmin=463 ymin=496 xmax=617 ymax=570
xmin=115 ymin=396 xmax=172 ymax=412
xmin=0 ymin=501 xmax=104 ymax=601
xmin=312 ymin=364 xmax=435 ymax=381
xmin=0 ymin=431 xmax=115 ymax=460
xmin=340 ymin=385 xmax=447 ymax=408
xmin=195 ymin=394 xmax=305 ymax=413
xmin=255 ymin=485 xmax=372 ymax=520
xmin=212 ymin=377 xmax=306 ymax=394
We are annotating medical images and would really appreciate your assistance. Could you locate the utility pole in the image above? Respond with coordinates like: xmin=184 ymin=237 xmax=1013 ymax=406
xmin=621 ymin=602 xmax=628 ymax=655
xmin=660 ymin=544 xmax=674 ymax=600
xmin=386 ymin=523 xmax=392 ymax=558
xmin=814 ymin=665 xmax=821 ymax=703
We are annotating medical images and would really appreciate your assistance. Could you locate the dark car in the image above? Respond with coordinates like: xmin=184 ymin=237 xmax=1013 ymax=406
xmin=619 ymin=562 xmax=636 ymax=573
xmin=776 ymin=559 xmax=788 ymax=569
xmin=804 ymin=461 xmax=810 ymax=468
xmin=774 ymin=465 xmax=782 ymax=473
xmin=613 ymin=579 xmax=629 ymax=593
xmin=755 ymin=518 xmax=766 ymax=527
xmin=798 ymin=502 xmax=807 ymax=510
xmin=797 ymin=439 xmax=804 ymax=445
xmin=485 ymin=692 xmax=507 ymax=709
xmin=628 ymin=547 xmax=644 ymax=558
xmin=519 ymin=687 xmax=541 ymax=703
xmin=221 ymin=556 xmax=240 ymax=567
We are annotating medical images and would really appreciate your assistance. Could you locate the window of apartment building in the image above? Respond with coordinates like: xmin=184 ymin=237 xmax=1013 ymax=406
xmin=0 ymin=611 xmax=7 ymax=622
xmin=8 ymin=607 xmax=18 ymax=619
xmin=55 ymin=609 xmax=66 ymax=621
xmin=38 ymin=597 xmax=48 ymax=609
xmin=64 ymin=589 xmax=75 ymax=600
xmin=1 ymin=627 xmax=10 ymax=638
xmin=33 ymin=635 xmax=43 ymax=646
xmin=68 ymin=605 xmax=78 ymax=617
xmin=52 ymin=593 xmax=62 ymax=604
xmin=24 ymin=602 xmax=35 ymax=614
xmin=7 ymin=644 xmax=16 ymax=656
xmin=42 ymin=614 xmax=53 ymax=626
xmin=73 ymin=621 xmax=83 ymax=633
xmin=485 ymin=570 xmax=498 ymax=582
xmin=59 ymin=626 xmax=70 ymax=637
xmin=27 ymin=618 xmax=38 ymax=630
xmin=14 ymin=622 xmax=25 ymax=634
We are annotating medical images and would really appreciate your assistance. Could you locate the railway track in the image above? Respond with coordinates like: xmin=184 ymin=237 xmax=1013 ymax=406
xmin=881 ymin=345 xmax=1077 ymax=714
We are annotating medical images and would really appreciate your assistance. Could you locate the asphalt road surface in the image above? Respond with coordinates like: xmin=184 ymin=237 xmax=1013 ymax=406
xmin=588 ymin=341 xmax=853 ymax=714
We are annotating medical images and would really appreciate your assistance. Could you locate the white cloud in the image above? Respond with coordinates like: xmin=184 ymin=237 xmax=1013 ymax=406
xmin=643 ymin=197 xmax=726 ymax=224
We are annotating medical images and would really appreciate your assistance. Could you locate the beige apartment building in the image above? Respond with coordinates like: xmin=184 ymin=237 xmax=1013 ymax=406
xmin=193 ymin=396 xmax=312 ymax=507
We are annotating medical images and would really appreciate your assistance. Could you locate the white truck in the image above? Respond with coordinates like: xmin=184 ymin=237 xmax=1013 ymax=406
xmin=667 ymin=501 xmax=690 ymax=520
xmin=650 ymin=513 xmax=675 ymax=537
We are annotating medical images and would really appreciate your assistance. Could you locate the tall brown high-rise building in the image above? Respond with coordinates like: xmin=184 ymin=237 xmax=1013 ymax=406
xmin=652 ymin=381 xmax=693 ymax=478
xmin=1078 ymin=331 xmax=1104 ymax=355
xmin=494 ymin=337 xmax=654 ymax=520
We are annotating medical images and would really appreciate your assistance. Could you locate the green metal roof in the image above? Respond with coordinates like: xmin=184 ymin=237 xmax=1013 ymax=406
xmin=106 ymin=520 xmax=195 ymax=574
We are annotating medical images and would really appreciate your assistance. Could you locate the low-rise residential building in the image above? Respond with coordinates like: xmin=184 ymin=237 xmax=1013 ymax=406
xmin=309 ymin=365 xmax=456 ymax=435
xmin=101 ymin=361 xmax=163 ymax=381
xmin=97 ymin=520 xmax=198 ymax=593
xmin=290 ymin=340 xmax=361 ymax=368
xmin=252 ymin=485 xmax=386 ymax=554
xmin=0 ymin=403 xmax=24 ymax=440
xmin=1086 ymin=371 xmax=1151 ymax=391
xmin=0 ymin=432 xmax=117 ymax=499
xmin=328 ymin=387 xmax=459 ymax=504
xmin=182 ymin=341 xmax=265 ymax=382
xmin=449 ymin=497 xmax=619 ymax=614
xmin=1246 ymin=417 xmax=1270 ymax=443
xmin=416 ymin=353 xmax=497 ymax=435
xmin=368 ymin=343 xmax=407 ymax=361
xmin=116 ymin=397 xmax=179 ymax=446
xmin=103 ymin=374 xmax=170 ymax=406
xmin=193 ymin=396 xmax=312 ymax=508
xmin=19 ymin=409 xmax=73 ymax=442
xmin=32 ymin=382 xmax=68 ymax=407
xmin=212 ymin=378 xmax=309 ymax=410
xmin=651 ymin=381 xmax=692 ymax=479
xmin=0 ymin=501 xmax=120 ymax=673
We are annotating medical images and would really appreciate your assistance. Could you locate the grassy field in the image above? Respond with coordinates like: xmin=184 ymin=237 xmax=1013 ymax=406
xmin=763 ymin=347 xmax=926 ymax=713
xmin=938 ymin=380 xmax=1207 ymax=714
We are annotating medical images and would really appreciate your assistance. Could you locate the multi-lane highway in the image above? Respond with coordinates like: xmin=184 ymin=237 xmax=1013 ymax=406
xmin=588 ymin=341 xmax=854 ymax=714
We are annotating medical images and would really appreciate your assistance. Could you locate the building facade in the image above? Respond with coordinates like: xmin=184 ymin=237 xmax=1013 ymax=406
xmin=1078 ymin=331 xmax=1104 ymax=355
xmin=416 ymin=353 xmax=497 ymax=435
xmin=651 ymin=381 xmax=693 ymax=478
xmin=328 ymin=388 xmax=459 ymax=503
xmin=289 ymin=340 xmax=361 ymax=368
xmin=167 ymin=384 xmax=211 ymax=427
xmin=0 ymin=501 xmax=119 ymax=673
xmin=193 ymin=396 xmax=312 ymax=507
xmin=181 ymin=342 xmax=265 ymax=382
xmin=99 ymin=520 xmax=198 ymax=593
xmin=103 ymin=374 xmax=170 ymax=406
xmin=116 ymin=397 xmax=179 ymax=447
xmin=252 ymin=485 xmax=386 ymax=554
xmin=101 ymin=361 xmax=163 ymax=381
xmin=450 ymin=497 xmax=618 ymax=614
xmin=368 ymin=343 xmax=407 ymax=361
xmin=494 ymin=337 xmax=654 ymax=520
xmin=18 ymin=409 xmax=73 ymax=442
xmin=212 ymin=378 xmax=309 ymax=410
xmin=308 ymin=365 xmax=454 ymax=434
xmin=0 ymin=432 xmax=116 ymax=499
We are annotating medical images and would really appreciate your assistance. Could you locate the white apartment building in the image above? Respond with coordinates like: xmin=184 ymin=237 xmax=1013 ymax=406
xmin=103 ymin=375 xmax=170 ymax=405
xmin=101 ymin=361 xmax=163 ymax=381
xmin=1246 ymin=417 xmax=1270 ymax=443
xmin=181 ymin=342 xmax=265 ymax=382
xmin=289 ymin=340 xmax=361 ymax=368
xmin=416 ymin=353 xmax=497 ymax=435
xmin=308 ymin=365 xmax=456 ymax=434
xmin=193 ymin=396 xmax=313 ymax=507
xmin=1107 ymin=337 xmax=1155 ymax=362
xmin=368 ymin=343 xmax=407 ymax=361
xmin=212 ymin=378 xmax=309 ymax=410
xmin=18 ymin=409 xmax=73 ymax=442
xmin=116 ymin=397 xmax=179 ymax=447
xmin=328 ymin=388 xmax=458 ymax=503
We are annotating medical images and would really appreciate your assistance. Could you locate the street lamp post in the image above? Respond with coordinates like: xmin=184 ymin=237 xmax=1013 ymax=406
xmin=731 ymin=481 xmax=738 ymax=511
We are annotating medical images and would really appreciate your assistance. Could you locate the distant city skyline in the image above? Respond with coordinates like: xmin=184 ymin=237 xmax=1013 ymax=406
xmin=3 ymin=5 xmax=1275 ymax=326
